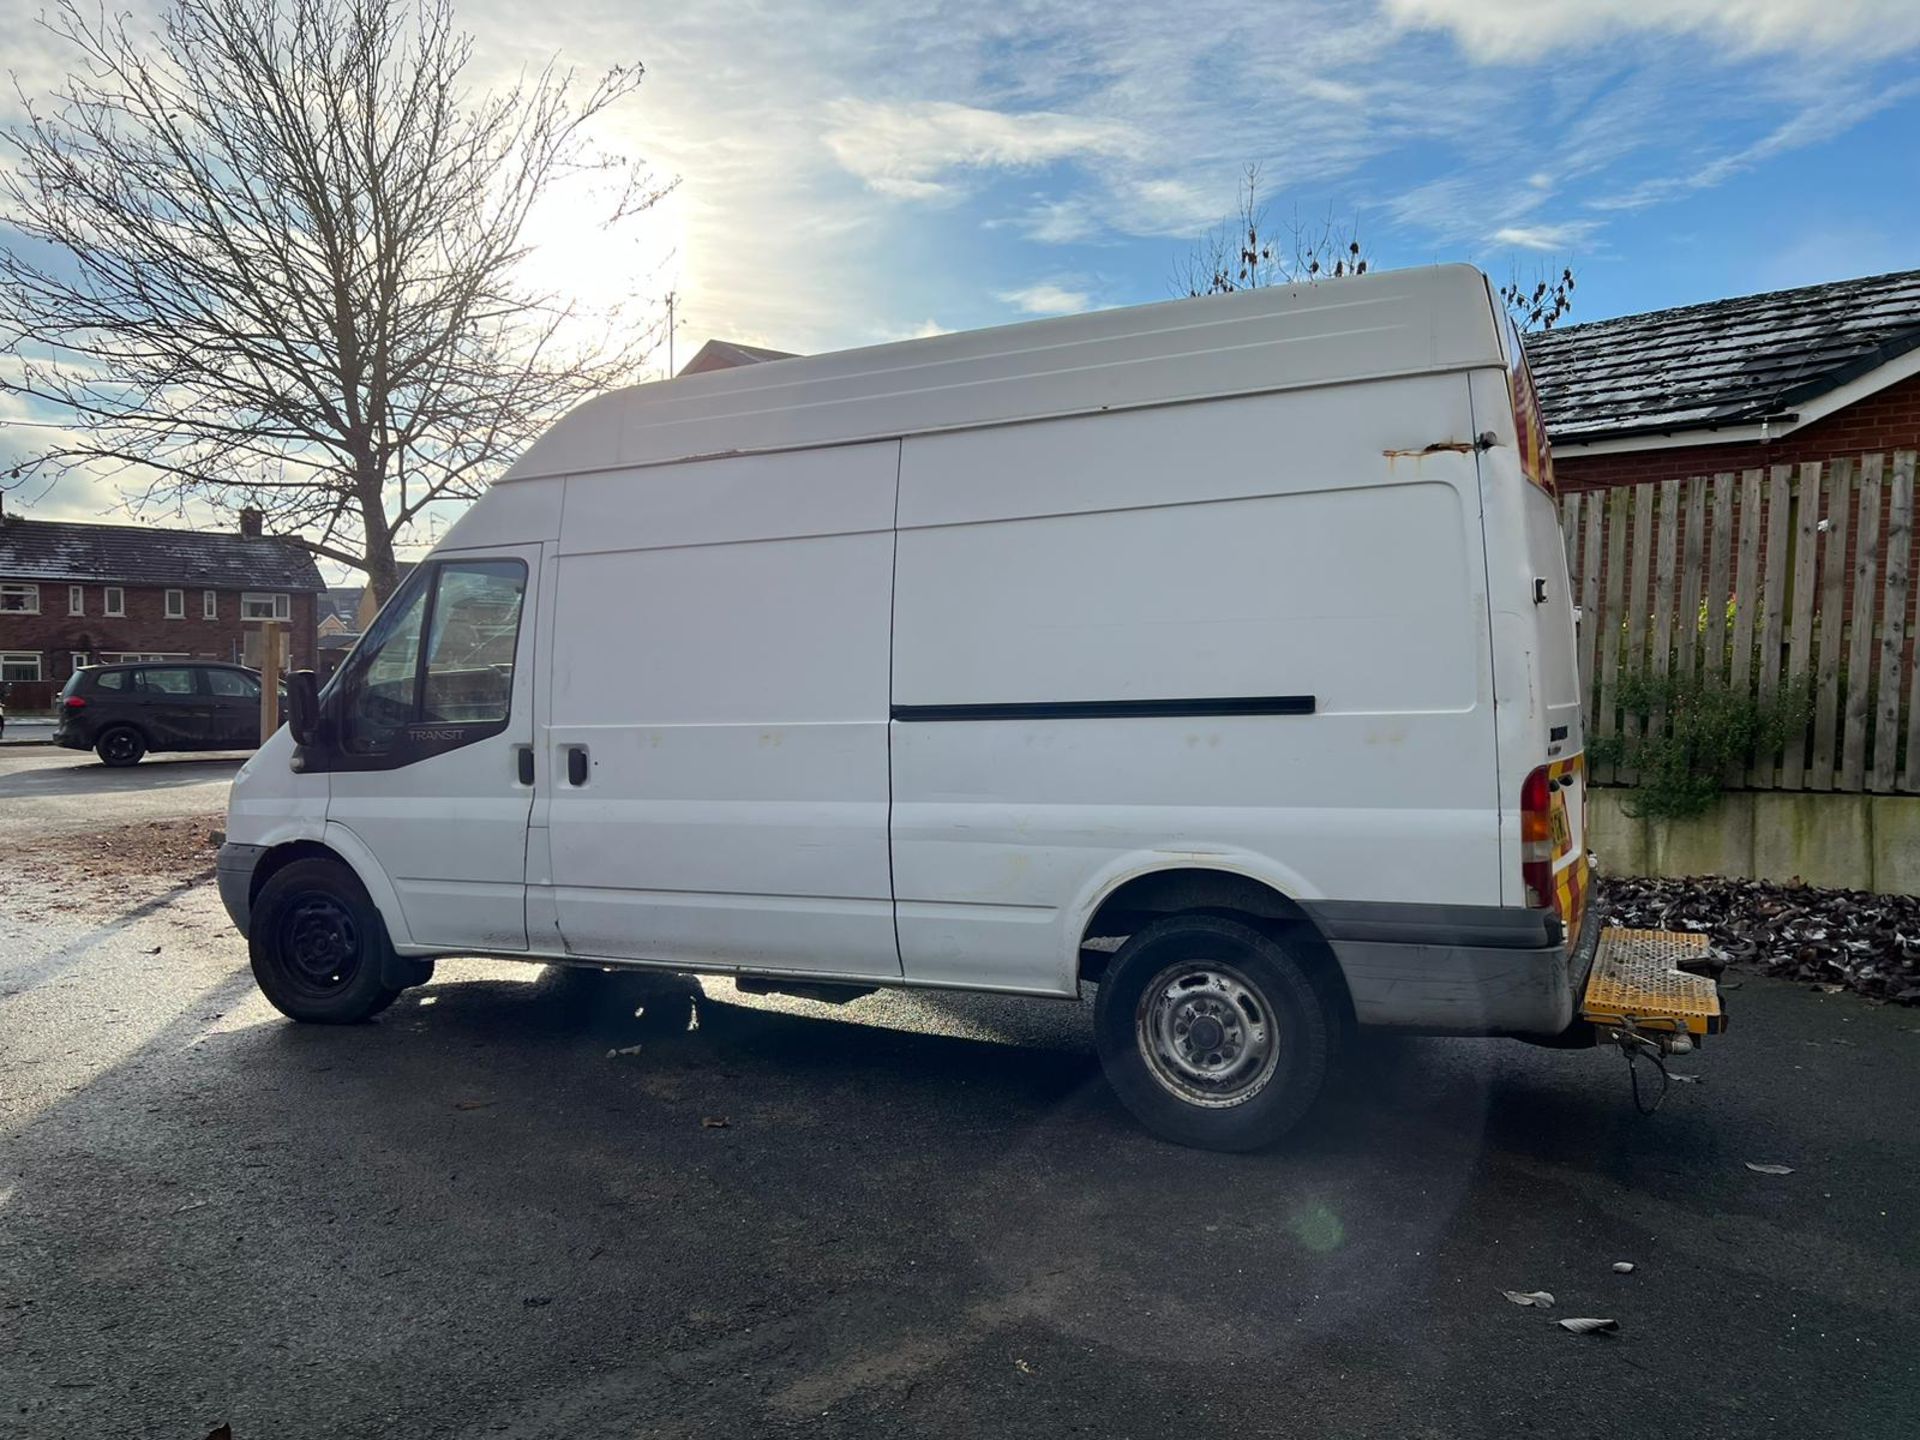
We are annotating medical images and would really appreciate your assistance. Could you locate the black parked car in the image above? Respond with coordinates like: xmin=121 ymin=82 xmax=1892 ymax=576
xmin=55 ymin=662 xmax=283 ymax=767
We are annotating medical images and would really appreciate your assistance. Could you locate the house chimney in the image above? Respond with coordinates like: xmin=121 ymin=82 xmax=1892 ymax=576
xmin=239 ymin=506 xmax=263 ymax=537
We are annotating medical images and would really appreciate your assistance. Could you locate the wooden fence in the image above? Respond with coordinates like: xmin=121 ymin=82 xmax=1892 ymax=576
xmin=1559 ymin=451 xmax=1920 ymax=793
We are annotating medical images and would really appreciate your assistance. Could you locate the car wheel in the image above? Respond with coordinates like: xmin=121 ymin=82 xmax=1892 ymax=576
xmin=249 ymin=858 xmax=402 ymax=1023
xmin=1094 ymin=914 xmax=1333 ymax=1152
xmin=95 ymin=726 xmax=146 ymax=767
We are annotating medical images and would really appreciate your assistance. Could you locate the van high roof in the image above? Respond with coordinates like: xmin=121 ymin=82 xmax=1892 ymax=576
xmin=500 ymin=264 xmax=1508 ymax=482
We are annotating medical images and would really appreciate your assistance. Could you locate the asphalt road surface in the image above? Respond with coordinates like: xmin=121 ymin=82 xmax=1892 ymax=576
xmin=1 ymin=781 xmax=1917 ymax=1436
xmin=0 ymin=745 xmax=248 ymax=844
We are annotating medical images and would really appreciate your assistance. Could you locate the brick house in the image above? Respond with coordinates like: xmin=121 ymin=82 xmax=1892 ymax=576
xmin=0 ymin=504 xmax=324 ymax=702
xmin=1529 ymin=268 xmax=1920 ymax=490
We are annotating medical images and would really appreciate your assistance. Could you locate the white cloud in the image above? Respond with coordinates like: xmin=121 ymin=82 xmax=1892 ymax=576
xmin=1384 ymin=0 xmax=1920 ymax=62
xmin=1492 ymin=221 xmax=1600 ymax=251
xmin=822 ymin=100 xmax=1134 ymax=202
xmin=997 ymin=283 xmax=1095 ymax=316
xmin=873 ymin=319 xmax=955 ymax=342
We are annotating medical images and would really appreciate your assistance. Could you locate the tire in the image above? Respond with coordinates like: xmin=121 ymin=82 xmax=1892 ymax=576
xmin=95 ymin=726 xmax=146 ymax=767
xmin=1094 ymin=914 xmax=1333 ymax=1152
xmin=248 ymin=857 xmax=402 ymax=1023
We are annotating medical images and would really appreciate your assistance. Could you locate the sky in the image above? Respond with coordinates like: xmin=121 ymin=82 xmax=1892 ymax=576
xmin=4 ymin=0 xmax=1920 ymax=566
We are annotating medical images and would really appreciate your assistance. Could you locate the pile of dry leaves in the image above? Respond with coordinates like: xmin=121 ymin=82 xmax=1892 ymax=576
xmin=1603 ymin=875 xmax=1920 ymax=1005
xmin=12 ymin=814 xmax=222 ymax=910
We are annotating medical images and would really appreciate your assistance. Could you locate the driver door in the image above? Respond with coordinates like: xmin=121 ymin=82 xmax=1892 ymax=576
xmin=319 ymin=548 xmax=539 ymax=952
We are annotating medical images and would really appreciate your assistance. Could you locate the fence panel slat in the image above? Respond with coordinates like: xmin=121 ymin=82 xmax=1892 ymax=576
xmin=1620 ymin=483 xmax=1656 ymax=785
xmin=1595 ymin=487 xmax=1631 ymax=786
xmin=1810 ymin=458 xmax=1853 ymax=789
xmin=1676 ymin=475 xmax=1707 ymax=684
xmin=1705 ymin=473 xmax=1733 ymax=685
xmin=1578 ymin=496 xmax=1603 ymax=725
xmin=1562 ymin=492 xmax=1584 ymax=589
xmin=1878 ymin=453 xmax=1915 ymax=792
xmin=1842 ymin=455 xmax=1884 ymax=790
xmin=1728 ymin=469 xmax=1764 ymax=784
xmin=1782 ymin=463 xmax=1824 ymax=790
xmin=1752 ymin=466 xmax=1795 ymax=787
xmin=1647 ymin=479 xmax=1681 ymax=747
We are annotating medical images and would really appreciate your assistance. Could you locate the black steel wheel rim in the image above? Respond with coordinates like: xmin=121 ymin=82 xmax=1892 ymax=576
xmin=279 ymin=891 xmax=364 ymax=994
xmin=102 ymin=731 xmax=138 ymax=762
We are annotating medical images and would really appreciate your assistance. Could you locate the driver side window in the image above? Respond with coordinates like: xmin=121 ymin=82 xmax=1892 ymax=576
xmin=333 ymin=560 xmax=526 ymax=759
xmin=335 ymin=571 xmax=432 ymax=757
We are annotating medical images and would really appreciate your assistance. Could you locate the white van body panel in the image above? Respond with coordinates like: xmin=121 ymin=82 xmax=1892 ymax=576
xmin=500 ymin=268 xmax=1508 ymax=482
xmin=538 ymin=443 xmax=901 ymax=978
xmin=890 ymin=377 xmax=1499 ymax=992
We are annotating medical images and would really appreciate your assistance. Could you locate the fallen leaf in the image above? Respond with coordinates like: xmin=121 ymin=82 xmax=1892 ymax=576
xmin=1502 ymin=1290 xmax=1554 ymax=1308
xmin=144 ymin=945 xmax=162 ymax=955
xmin=701 ymin=1116 xmax=730 ymax=1129
xmin=1612 ymin=1262 xmax=1636 ymax=1274
xmin=452 ymin=1100 xmax=496 ymax=1111
xmin=1667 ymin=1073 xmax=1704 ymax=1084
xmin=606 ymin=1045 xmax=644 ymax=1058
xmin=1556 ymin=1317 xmax=1619 ymax=1335
xmin=1745 ymin=1162 xmax=1794 ymax=1176
xmin=1014 ymin=1359 xmax=1034 ymax=1375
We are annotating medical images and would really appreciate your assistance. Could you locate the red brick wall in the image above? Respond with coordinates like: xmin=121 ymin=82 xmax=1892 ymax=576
xmin=0 ymin=582 xmax=316 ymax=689
xmin=1555 ymin=371 xmax=1920 ymax=492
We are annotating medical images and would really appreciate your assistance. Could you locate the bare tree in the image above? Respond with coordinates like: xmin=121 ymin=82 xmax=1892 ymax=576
xmin=1500 ymin=265 xmax=1578 ymax=333
xmin=0 ymin=0 xmax=670 ymax=602
xmin=1175 ymin=164 xmax=1580 ymax=336
xmin=1174 ymin=164 xmax=1368 ymax=297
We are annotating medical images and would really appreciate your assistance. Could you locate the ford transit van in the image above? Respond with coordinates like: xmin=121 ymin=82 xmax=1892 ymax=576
xmin=218 ymin=265 xmax=1718 ymax=1150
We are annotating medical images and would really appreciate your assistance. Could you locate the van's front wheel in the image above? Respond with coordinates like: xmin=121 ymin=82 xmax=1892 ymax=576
xmin=1094 ymin=915 xmax=1332 ymax=1152
xmin=249 ymin=858 xmax=402 ymax=1023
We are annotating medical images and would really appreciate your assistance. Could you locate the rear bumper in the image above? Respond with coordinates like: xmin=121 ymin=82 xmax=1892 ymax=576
xmin=1308 ymin=894 xmax=1605 ymax=1037
xmin=216 ymin=842 xmax=267 ymax=934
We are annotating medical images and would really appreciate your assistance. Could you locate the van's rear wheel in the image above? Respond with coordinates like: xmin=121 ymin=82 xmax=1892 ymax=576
xmin=249 ymin=858 xmax=401 ymax=1023
xmin=1094 ymin=914 xmax=1332 ymax=1152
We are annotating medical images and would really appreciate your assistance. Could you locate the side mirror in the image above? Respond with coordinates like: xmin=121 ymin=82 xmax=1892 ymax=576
xmin=284 ymin=669 xmax=321 ymax=748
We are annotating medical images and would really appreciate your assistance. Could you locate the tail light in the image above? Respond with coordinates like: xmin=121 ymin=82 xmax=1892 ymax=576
xmin=1520 ymin=764 xmax=1553 ymax=908
xmin=64 ymin=695 xmax=87 ymax=710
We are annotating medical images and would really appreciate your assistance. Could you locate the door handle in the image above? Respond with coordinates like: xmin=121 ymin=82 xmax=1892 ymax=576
xmin=515 ymin=746 xmax=534 ymax=785
xmin=566 ymin=746 xmax=589 ymax=786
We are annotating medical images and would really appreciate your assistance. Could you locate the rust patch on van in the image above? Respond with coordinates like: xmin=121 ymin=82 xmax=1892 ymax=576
xmin=1384 ymin=440 xmax=1475 ymax=459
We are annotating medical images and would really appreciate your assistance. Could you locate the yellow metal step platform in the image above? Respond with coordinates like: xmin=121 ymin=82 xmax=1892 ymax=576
xmin=1582 ymin=927 xmax=1726 ymax=1037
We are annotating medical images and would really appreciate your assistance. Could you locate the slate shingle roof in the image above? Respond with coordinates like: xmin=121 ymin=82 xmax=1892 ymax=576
xmin=0 ymin=517 xmax=326 ymax=590
xmin=1528 ymin=269 xmax=1920 ymax=444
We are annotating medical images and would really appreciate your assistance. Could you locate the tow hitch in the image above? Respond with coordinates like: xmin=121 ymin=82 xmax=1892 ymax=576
xmin=1581 ymin=927 xmax=1726 ymax=1113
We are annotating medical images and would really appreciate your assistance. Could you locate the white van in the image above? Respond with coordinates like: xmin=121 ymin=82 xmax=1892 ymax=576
xmin=219 ymin=264 xmax=1717 ymax=1151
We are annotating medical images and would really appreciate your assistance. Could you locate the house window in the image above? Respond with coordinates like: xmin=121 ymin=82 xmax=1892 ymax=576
xmin=98 ymin=651 xmax=187 ymax=665
xmin=104 ymin=586 xmax=125 ymax=617
xmin=203 ymin=589 xmax=218 ymax=619
xmin=69 ymin=585 xmax=84 ymax=616
xmin=0 ymin=652 xmax=42 ymax=682
xmin=241 ymin=592 xmax=291 ymax=621
xmin=0 ymin=583 xmax=39 ymax=614
xmin=70 ymin=651 xmax=91 ymax=672
xmin=165 ymin=588 xmax=186 ymax=619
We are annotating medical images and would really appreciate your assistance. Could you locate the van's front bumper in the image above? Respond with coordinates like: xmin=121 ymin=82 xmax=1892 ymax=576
xmin=1307 ymin=893 xmax=1605 ymax=1037
xmin=216 ymin=842 xmax=267 ymax=934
